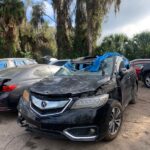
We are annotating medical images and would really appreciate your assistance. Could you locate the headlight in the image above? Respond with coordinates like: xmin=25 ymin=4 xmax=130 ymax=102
xmin=71 ymin=94 xmax=109 ymax=109
xmin=22 ymin=90 xmax=30 ymax=102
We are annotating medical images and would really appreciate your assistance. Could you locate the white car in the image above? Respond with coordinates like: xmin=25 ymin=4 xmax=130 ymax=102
xmin=0 ymin=58 xmax=37 ymax=71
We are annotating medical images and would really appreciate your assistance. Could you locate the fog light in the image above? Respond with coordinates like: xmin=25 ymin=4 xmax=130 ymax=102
xmin=90 ymin=128 xmax=96 ymax=134
xmin=63 ymin=126 xmax=98 ymax=141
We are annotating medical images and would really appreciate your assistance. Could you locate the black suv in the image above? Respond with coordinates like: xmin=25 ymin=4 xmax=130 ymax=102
xmin=17 ymin=54 xmax=138 ymax=142
xmin=140 ymin=63 xmax=150 ymax=88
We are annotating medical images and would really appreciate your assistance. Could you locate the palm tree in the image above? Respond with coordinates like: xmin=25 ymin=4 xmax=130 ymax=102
xmin=31 ymin=3 xmax=45 ymax=29
xmin=99 ymin=34 xmax=129 ymax=54
xmin=91 ymin=0 xmax=121 ymax=55
xmin=51 ymin=0 xmax=121 ymax=58
xmin=52 ymin=0 xmax=73 ymax=59
xmin=73 ymin=0 xmax=88 ymax=57
xmin=0 ymin=0 xmax=25 ymax=57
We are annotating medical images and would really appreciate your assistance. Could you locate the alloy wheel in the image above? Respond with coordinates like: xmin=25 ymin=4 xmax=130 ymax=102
xmin=145 ymin=75 xmax=150 ymax=87
xmin=108 ymin=107 xmax=122 ymax=135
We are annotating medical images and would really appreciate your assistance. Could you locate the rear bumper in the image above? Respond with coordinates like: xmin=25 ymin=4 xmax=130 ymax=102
xmin=18 ymin=98 xmax=110 ymax=141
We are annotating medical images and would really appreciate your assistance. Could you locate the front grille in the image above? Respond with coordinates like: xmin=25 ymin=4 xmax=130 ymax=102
xmin=31 ymin=92 xmax=72 ymax=99
xmin=30 ymin=94 xmax=72 ymax=116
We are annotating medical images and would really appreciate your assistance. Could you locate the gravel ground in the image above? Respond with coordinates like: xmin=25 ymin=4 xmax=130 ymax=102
xmin=0 ymin=83 xmax=150 ymax=150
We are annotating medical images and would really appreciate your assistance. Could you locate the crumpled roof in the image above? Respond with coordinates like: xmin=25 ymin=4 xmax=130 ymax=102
xmin=64 ymin=52 xmax=129 ymax=72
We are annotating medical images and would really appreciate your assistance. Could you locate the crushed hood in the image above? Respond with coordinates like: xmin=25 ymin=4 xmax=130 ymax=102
xmin=30 ymin=75 xmax=111 ymax=96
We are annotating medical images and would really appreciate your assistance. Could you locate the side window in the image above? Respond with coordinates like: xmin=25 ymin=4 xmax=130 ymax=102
xmin=53 ymin=61 xmax=67 ymax=66
xmin=134 ymin=64 xmax=143 ymax=69
xmin=119 ymin=61 xmax=125 ymax=71
xmin=0 ymin=61 xmax=7 ymax=69
xmin=14 ymin=60 xmax=25 ymax=67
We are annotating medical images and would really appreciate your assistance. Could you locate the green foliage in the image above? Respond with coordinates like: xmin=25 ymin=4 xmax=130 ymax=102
xmin=0 ymin=0 xmax=25 ymax=57
xmin=0 ymin=0 xmax=150 ymax=61
xmin=96 ymin=32 xmax=150 ymax=60
xmin=97 ymin=34 xmax=128 ymax=54
xmin=133 ymin=32 xmax=150 ymax=58
xmin=73 ymin=0 xmax=121 ymax=57
xmin=18 ymin=22 xmax=57 ymax=60
xmin=0 ymin=1 xmax=57 ymax=60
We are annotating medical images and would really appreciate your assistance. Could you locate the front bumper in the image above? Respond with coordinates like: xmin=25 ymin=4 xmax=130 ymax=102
xmin=18 ymin=98 xmax=110 ymax=141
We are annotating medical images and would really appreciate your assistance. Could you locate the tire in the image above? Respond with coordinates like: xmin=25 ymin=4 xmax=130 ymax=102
xmin=130 ymin=83 xmax=138 ymax=104
xmin=103 ymin=100 xmax=123 ymax=141
xmin=144 ymin=73 xmax=150 ymax=88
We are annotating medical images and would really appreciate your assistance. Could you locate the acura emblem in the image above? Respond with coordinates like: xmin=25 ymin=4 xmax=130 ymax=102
xmin=41 ymin=101 xmax=47 ymax=108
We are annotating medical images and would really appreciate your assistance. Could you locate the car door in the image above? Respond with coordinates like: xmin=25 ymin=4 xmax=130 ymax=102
xmin=116 ymin=58 xmax=132 ymax=108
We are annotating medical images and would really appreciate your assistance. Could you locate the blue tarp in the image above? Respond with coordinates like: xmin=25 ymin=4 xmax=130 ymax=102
xmin=64 ymin=52 xmax=130 ymax=72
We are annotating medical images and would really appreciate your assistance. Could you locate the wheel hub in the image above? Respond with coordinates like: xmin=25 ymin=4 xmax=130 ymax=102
xmin=109 ymin=107 xmax=122 ymax=135
xmin=146 ymin=76 xmax=150 ymax=87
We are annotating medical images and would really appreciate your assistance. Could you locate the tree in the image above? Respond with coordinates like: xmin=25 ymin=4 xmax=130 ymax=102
xmin=87 ymin=0 xmax=121 ymax=55
xmin=133 ymin=32 xmax=150 ymax=58
xmin=19 ymin=21 xmax=57 ymax=60
xmin=0 ymin=0 xmax=25 ymax=57
xmin=96 ymin=34 xmax=129 ymax=55
xmin=52 ymin=0 xmax=73 ymax=59
xmin=31 ymin=3 xmax=45 ymax=29
xmin=73 ymin=0 xmax=88 ymax=57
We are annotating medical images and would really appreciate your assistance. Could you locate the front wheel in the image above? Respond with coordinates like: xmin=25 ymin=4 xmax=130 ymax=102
xmin=144 ymin=73 xmax=150 ymax=88
xmin=104 ymin=100 xmax=123 ymax=141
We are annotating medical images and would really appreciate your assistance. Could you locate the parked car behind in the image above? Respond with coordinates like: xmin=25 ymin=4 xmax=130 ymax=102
xmin=0 ymin=64 xmax=60 ymax=111
xmin=39 ymin=56 xmax=58 ymax=64
xmin=130 ymin=59 xmax=150 ymax=79
xmin=49 ymin=59 xmax=70 ymax=66
xmin=0 ymin=58 xmax=37 ymax=71
xmin=140 ymin=63 xmax=150 ymax=88
xmin=18 ymin=53 xmax=138 ymax=142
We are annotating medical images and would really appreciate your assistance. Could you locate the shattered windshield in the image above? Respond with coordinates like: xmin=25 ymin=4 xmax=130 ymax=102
xmin=55 ymin=57 xmax=114 ymax=76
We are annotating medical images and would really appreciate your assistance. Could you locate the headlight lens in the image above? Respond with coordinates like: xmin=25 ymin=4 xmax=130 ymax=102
xmin=71 ymin=94 xmax=109 ymax=109
xmin=22 ymin=90 xmax=30 ymax=102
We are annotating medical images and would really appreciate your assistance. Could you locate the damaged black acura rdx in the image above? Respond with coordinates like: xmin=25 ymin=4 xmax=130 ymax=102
xmin=17 ymin=52 xmax=138 ymax=142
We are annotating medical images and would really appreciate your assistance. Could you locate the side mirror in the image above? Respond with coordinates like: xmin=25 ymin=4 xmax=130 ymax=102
xmin=119 ymin=68 xmax=128 ymax=76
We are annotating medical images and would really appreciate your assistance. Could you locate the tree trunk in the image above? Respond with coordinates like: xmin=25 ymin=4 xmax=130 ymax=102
xmin=86 ymin=0 xmax=104 ymax=56
xmin=73 ymin=0 xmax=88 ymax=57
xmin=52 ymin=0 xmax=73 ymax=59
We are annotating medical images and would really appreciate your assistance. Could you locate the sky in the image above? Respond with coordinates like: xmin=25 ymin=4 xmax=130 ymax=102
xmin=102 ymin=0 xmax=150 ymax=39
xmin=27 ymin=0 xmax=150 ymax=41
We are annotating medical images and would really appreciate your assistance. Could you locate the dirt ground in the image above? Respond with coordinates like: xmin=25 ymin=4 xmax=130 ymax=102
xmin=0 ymin=83 xmax=150 ymax=150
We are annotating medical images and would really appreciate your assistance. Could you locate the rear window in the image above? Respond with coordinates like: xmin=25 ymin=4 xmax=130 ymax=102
xmin=0 ymin=61 xmax=7 ymax=70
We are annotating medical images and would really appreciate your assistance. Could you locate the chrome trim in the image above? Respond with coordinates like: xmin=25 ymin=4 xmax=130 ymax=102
xmin=30 ymin=98 xmax=73 ymax=117
xmin=63 ymin=127 xmax=97 ymax=141
xmin=31 ymin=96 xmax=68 ymax=110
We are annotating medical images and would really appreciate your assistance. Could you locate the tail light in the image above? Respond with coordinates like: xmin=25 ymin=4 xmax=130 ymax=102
xmin=2 ymin=85 xmax=17 ymax=92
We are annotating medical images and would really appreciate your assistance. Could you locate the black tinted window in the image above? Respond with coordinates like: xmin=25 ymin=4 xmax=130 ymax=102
xmin=53 ymin=61 xmax=67 ymax=66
